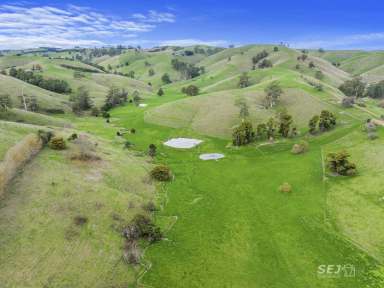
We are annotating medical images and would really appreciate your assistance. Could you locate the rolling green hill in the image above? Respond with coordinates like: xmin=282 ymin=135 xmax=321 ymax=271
xmin=1 ymin=45 xmax=384 ymax=288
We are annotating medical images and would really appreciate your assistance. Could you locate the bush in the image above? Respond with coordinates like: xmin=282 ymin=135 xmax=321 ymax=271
xmin=49 ymin=136 xmax=66 ymax=150
xmin=68 ymin=133 xmax=78 ymax=141
xmin=124 ymin=141 xmax=134 ymax=149
xmin=91 ymin=107 xmax=100 ymax=117
xmin=74 ymin=215 xmax=88 ymax=226
xmin=70 ymin=138 xmax=100 ymax=161
xmin=182 ymin=85 xmax=199 ymax=96
xmin=279 ymin=182 xmax=292 ymax=193
xmin=37 ymin=130 xmax=53 ymax=145
xmin=291 ymin=141 xmax=309 ymax=154
xmin=123 ymin=214 xmax=162 ymax=243
xmin=142 ymin=201 xmax=156 ymax=212
xmin=150 ymin=165 xmax=172 ymax=181
xmin=341 ymin=97 xmax=354 ymax=108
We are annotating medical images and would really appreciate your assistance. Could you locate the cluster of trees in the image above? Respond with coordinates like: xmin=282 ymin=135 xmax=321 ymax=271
xmin=339 ymin=77 xmax=384 ymax=100
xmin=102 ymin=87 xmax=129 ymax=111
xmin=60 ymin=64 xmax=99 ymax=73
xmin=251 ymin=50 xmax=273 ymax=69
xmin=308 ymin=110 xmax=336 ymax=134
xmin=252 ymin=50 xmax=268 ymax=65
xmin=232 ymin=109 xmax=296 ymax=146
xmin=326 ymin=151 xmax=357 ymax=176
xmin=181 ymin=85 xmax=199 ymax=96
xmin=171 ymin=59 xmax=205 ymax=79
xmin=9 ymin=68 xmax=71 ymax=94
xmin=89 ymin=46 xmax=125 ymax=58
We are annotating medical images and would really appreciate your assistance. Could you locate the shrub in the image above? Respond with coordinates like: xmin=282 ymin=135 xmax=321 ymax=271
xmin=148 ymin=144 xmax=157 ymax=157
xmin=291 ymin=141 xmax=309 ymax=154
xmin=124 ymin=141 xmax=134 ymax=149
xmin=123 ymin=214 xmax=162 ymax=243
xmin=279 ymin=182 xmax=292 ymax=193
xmin=150 ymin=165 xmax=172 ymax=181
xmin=74 ymin=215 xmax=88 ymax=226
xmin=68 ymin=133 xmax=78 ymax=141
xmin=157 ymin=88 xmax=164 ymax=96
xmin=142 ymin=201 xmax=156 ymax=212
xmin=70 ymin=138 xmax=100 ymax=161
xmin=341 ymin=97 xmax=354 ymax=108
xmin=37 ymin=130 xmax=54 ymax=145
xmin=182 ymin=85 xmax=199 ymax=96
xmin=130 ymin=128 xmax=136 ymax=134
xmin=91 ymin=107 xmax=100 ymax=117
xmin=49 ymin=136 xmax=66 ymax=150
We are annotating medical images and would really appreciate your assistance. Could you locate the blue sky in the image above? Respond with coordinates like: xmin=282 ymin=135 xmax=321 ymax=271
xmin=0 ymin=0 xmax=383 ymax=50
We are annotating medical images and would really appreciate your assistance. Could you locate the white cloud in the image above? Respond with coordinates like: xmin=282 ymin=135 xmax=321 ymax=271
xmin=290 ymin=32 xmax=384 ymax=50
xmin=0 ymin=4 xmax=176 ymax=49
xmin=132 ymin=10 xmax=175 ymax=23
xmin=159 ymin=38 xmax=228 ymax=47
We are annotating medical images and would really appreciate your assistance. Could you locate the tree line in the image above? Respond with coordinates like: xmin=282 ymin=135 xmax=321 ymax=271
xmin=8 ymin=68 xmax=71 ymax=94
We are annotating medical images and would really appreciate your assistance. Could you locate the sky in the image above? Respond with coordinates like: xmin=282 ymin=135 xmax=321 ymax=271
xmin=0 ymin=0 xmax=384 ymax=50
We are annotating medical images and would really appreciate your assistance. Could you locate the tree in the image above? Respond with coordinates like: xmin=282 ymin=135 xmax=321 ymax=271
xmin=148 ymin=144 xmax=157 ymax=158
xmin=308 ymin=115 xmax=319 ymax=134
xmin=238 ymin=100 xmax=249 ymax=118
xmin=319 ymin=110 xmax=336 ymax=132
xmin=256 ymin=123 xmax=267 ymax=139
xmin=278 ymin=109 xmax=293 ymax=138
xmin=258 ymin=59 xmax=273 ymax=68
xmin=264 ymin=81 xmax=283 ymax=108
xmin=315 ymin=70 xmax=324 ymax=80
xmin=238 ymin=72 xmax=250 ymax=88
xmin=161 ymin=73 xmax=172 ymax=84
xmin=339 ymin=77 xmax=366 ymax=98
xmin=308 ymin=61 xmax=315 ymax=69
xmin=182 ymin=85 xmax=199 ymax=96
xmin=132 ymin=90 xmax=142 ymax=105
xmin=71 ymin=86 xmax=92 ymax=113
xmin=365 ymin=80 xmax=384 ymax=98
xmin=127 ymin=70 xmax=135 ymax=78
xmin=326 ymin=151 xmax=357 ymax=176
xmin=266 ymin=117 xmax=276 ymax=139
xmin=0 ymin=94 xmax=12 ymax=111
xmin=297 ymin=54 xmax=308 ymax=61
xmin=148 ymin=68 xmax=155 ymax=76
xmin=273 ymin=46 xmax=279 ymax=52
xmin=157 ymin=88 xmax=164 ymax=96
xmin=232 ymin=120 xmax=254 ymax=146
